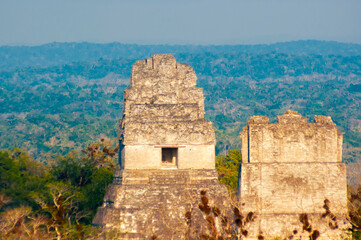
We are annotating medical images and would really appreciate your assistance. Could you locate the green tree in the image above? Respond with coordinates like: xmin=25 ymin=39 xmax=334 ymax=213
xmin=215 ymin=149 xmax=242 ymax=195
xmin=49 ymin=138 xmax=116 ymax=223
xmin=0 ymin=149 xmax=51 ymax=208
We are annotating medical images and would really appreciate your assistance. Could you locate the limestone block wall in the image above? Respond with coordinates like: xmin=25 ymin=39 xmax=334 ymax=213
xmin=240 ymin=112 xmax=343 ymax=164
xmin=238 ymin=111 xmax=348 ymax=239
xmin=93 ymin=169 xmax=232 ymax=239
xmin=119 ymin=54 xmax=215 ymax=169
xmin=121 ymin=145 xmax=215 ymax=169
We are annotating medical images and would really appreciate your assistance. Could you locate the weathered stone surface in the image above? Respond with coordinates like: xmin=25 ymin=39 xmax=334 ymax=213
xmin=121 ymin=145 xmax=215 ymax=169
xmin=93 ymin=55 xmax=228 ymax=239
xmin=93 ymin=168 xmax=232 ymax=239
xmin=238 ymin=110 xmax=349 ymax=239
xmin=241 ymin=110 xmax=343 ymax=164
xmin=119 ymin=54 xmax=215 ymax=169
xmin=121 ymin=54 xmax=211 ymax=144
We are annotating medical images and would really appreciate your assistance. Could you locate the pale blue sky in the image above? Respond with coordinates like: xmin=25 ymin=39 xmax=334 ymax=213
xmin=0 ymin=0 xmax=360 ymax=46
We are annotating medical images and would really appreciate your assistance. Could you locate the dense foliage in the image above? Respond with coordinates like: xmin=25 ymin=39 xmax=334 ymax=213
xmin=216 ymin=149 xmax=242 ymax=195
xmin=0 ymin=140 xmax=116 ymax=239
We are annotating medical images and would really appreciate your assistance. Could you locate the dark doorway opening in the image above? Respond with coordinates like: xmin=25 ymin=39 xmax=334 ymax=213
xmin=162 ymin=148 xmax=178 ymax=167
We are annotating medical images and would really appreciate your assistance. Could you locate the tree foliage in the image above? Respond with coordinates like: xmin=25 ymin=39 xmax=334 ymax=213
xmin=348 ymin=186 xmax=361 ymax=239
xmin=0 ymin=139 xmax=116 ymax=239
xmin=216 ymin=149 xmax=242 ymax=195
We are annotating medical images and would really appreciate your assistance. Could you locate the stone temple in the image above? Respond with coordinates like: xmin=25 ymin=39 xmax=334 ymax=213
xmin=93 ymin=54 xmax=231 ymax=239
xmin=93 ymin=54 xmax=349 ymax=239
xmin=238 ymin=110 xmax=348 ymax=239
xmin=118 ymin=54 xmax=215 ymax=169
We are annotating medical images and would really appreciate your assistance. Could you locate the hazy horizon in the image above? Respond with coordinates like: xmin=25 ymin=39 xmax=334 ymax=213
xmin=2 ymin=39 xmax=361 ymax=48
xmin=1 ymin=0 xmax=361 ymax=46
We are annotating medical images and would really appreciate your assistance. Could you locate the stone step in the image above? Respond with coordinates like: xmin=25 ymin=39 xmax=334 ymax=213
xmin=149 ymin=172 xmax=189 ymax=184
xmin=114 ymin=169 xmax=219 ymax=185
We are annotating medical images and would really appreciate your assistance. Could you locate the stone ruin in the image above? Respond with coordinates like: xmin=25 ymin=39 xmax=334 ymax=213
xmin=93 ymin=54 xmax=349 ymax=239
xmin=238 ymin=110 xmax=348 ymax=239
xmin=118 ymin=54 xmax=215 ymax=169
xmin=93 ymin=54 xmax=232 ymax=239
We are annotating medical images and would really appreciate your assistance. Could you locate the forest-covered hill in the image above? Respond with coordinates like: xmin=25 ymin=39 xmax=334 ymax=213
xmin=0 ymin=40 xmax=361 ymax=183
xmin=1 ymin=40 xmax=361 ymax=70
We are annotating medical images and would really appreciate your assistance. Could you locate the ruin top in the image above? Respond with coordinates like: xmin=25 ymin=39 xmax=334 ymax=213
xmin=130 ymin=54 xmax=197 ymax=89
xmin=122 ymin=54 xmax=206 ymax=121
xmin=241 ymin=110 xmax=343 ymax=163
xmin=120 ymin=54 xmax=215 ymax=146
xmin=246 ymin=110 xmax=338 ymax=126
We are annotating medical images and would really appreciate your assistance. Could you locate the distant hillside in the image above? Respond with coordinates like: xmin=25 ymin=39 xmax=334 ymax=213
xmin=1 ymin=40 xmax=361 ymax=70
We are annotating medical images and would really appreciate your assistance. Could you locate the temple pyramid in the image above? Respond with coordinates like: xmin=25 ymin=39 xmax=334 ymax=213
xmin=93 ymin=54 xmax=231 ymax=239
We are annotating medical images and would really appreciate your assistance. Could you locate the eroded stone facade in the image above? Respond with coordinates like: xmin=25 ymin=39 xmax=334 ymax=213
xmin=238 ymin=110 xmax=348 ymax=239
xmin=93 ymin=54 xmax=231 ymax=239
xmin=120 ymin=54 xmax=215 ymax=169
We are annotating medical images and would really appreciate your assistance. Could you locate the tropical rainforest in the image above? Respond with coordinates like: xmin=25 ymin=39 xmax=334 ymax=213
xmin=1 ymin=40 xmax=361 ymax=238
